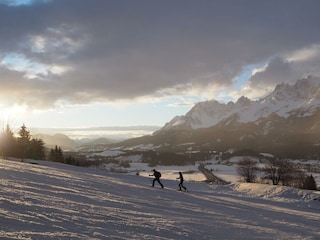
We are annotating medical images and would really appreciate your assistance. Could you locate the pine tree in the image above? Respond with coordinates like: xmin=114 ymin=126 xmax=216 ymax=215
xmin=29 ymin=138 xmax=45 ymax=160
xmin=48 ymin=148 xmax=56 ymax=162
xmin=48 ymin=145 xmax=64 ymax=162
xmin=302 ymin=175 xmax=317 ymax=190
xmin=0 ymin=124 xmax=16 ymax=158
xmin=65 ymin=155 xmax=75 ymax=165
xmin=17 ymin=124 xmax=31 ymax=161
xmin=56 ymin=146 xmax=64 ymax=162
xmin=0 ymin=123 xmax=45 ymax=160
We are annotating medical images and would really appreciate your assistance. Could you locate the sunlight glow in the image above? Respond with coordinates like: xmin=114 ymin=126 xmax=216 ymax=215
xmin=0 ymin=104 xmax=27 ymax=127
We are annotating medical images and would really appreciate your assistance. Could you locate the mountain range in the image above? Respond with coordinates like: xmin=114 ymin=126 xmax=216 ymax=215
xmin=115 ymin=76 xmax=320 ymax=158
xmin=34 ymin=133 xmax=114 ymax=151
xmin=32 ymin=126 xmax=160 ymax=151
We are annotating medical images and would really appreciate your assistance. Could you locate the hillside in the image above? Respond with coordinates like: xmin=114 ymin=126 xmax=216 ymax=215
xmin=0 ymin=158 xmax=319 ymax=239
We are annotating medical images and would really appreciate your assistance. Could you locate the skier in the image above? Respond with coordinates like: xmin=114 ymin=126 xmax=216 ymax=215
xmin=149 ymin=169 xmax=164 ymax=188
xmin=177 ymin=171 xmax=187 ymax=191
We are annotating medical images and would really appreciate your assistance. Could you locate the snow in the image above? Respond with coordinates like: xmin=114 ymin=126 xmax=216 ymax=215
xmin=260 ymin=153 xmax=274 ymax=158
xmin=97 ymin=150 xmax=125 ymax=157
xmin=1 ymin=158 xmax=319 ymax=239
xmin=163 ymin=77 xmax=320 ymax=130
xmin=124 ymin=144 xmax=156 ymax=151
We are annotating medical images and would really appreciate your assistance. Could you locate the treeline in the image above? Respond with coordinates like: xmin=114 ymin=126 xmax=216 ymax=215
xmin=47 ymin=145 xmax=99 ymax=167
xmin=0 ymin=124 xmax=101 ymax=168
xmin=0 ymin=124 xmax=45 ymax=160
xmin=141 ymin=151 xmax=209 ymax=167
xmin=237 ymin=157 xmax=318 ymax=190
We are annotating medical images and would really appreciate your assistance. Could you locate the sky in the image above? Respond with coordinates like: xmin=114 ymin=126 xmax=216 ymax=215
xmin=1 ymin=0 xmax=320 ymax=130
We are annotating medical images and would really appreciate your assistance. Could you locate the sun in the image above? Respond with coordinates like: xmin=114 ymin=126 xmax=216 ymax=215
xmin=0 ymin=104 xmax=28 ymax=128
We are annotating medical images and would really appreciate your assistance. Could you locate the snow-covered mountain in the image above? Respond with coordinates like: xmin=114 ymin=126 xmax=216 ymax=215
xmin=161 ymin=76 xmax=320 ymax=131
xmin=113 ymin=76 xmax=320 ymax=158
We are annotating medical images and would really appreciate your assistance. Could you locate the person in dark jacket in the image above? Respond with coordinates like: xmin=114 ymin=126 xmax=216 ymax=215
xmin=149 ymin=169 xmax=164 ymax=188
xmin=177 ymin=171 xmax=187 ymax=191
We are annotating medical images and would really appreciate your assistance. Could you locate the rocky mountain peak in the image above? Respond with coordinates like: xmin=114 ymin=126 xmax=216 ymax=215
xmin=117 ymin=76 xmax=320 ymax=158
xmin=236 ymin=96 xmax=252 ymax=106
xmin=267 ymin=76 xmax=320 ymax=102
xmin=160 ymin=76 xmax=320 ymax=131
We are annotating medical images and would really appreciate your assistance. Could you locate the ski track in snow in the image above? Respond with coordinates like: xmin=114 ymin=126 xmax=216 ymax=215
xmin=0 ymin=159 xmax=319 ymax=240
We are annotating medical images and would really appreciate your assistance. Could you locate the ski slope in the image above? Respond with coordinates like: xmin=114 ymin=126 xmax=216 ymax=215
xmin=0 ymin=158 xmax=319 ymax=240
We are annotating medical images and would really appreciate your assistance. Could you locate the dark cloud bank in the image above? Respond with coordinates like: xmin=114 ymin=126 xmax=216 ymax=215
xmin=1 ymin=0 xmax=320 ymax=108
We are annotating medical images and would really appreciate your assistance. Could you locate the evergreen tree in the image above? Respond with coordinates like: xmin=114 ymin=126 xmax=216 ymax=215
xmin=48 ymin=148 xmax=55 ymax=162
xmin=18 ymin=124 xmax=31 ymax=141
xmin=48 ymin=145 xmax=64 ymax=162
xmin=56 ymin=146 xmax=64 ymax=162
xmin=17 ymin=124 xmax=31 ymax=161
xmin=0 ymin=123 xmax=45 ymax=160
xmin=29 ymin=138 xmax=45 ymax=160
xmin=0 ymin=124 xmax=16 ymax=158
xmin=64 ymin=155 xmax=76 ymax=165
xmin=302 ymin=174 xmax=317 ymax=190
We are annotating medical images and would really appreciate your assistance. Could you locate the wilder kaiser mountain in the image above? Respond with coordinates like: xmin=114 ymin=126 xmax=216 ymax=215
xmin=161 ymin=76 xmax=320 ymax=130
xmin=117 ymin=76 xmax=320 ymax=158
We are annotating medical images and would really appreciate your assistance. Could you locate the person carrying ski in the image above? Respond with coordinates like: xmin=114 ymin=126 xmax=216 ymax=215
xmin=177 ymin=171 xmax=187 ymax=191
xmin=149 ymin=169 xmax=164 ymax=188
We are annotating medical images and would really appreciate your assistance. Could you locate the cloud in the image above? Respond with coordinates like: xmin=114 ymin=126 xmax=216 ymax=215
xmin=248 ymin=57 xmax=293 ymax=88
xmin=1 ymin=0 xmax=320 ymax=108
xmin=287 ymin=44 xmax=320 ymax=77
xmin=241 ymin=43 xmax=320 ymax=100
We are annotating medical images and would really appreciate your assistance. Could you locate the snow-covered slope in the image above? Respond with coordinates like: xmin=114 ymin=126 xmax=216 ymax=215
xmin=1 ymin=158 xmax=319 ymax=239
xmin=162 ymin=76 xmax=320 ymax=130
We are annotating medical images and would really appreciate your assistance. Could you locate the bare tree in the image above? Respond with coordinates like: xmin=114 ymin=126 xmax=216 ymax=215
xmin=263 ymin=159 xmax=306 ymax=187
xmin=263 ymin=159 xmax=286 ymax=185
xmin=237 ymin=157 xmax=258 ymax=183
